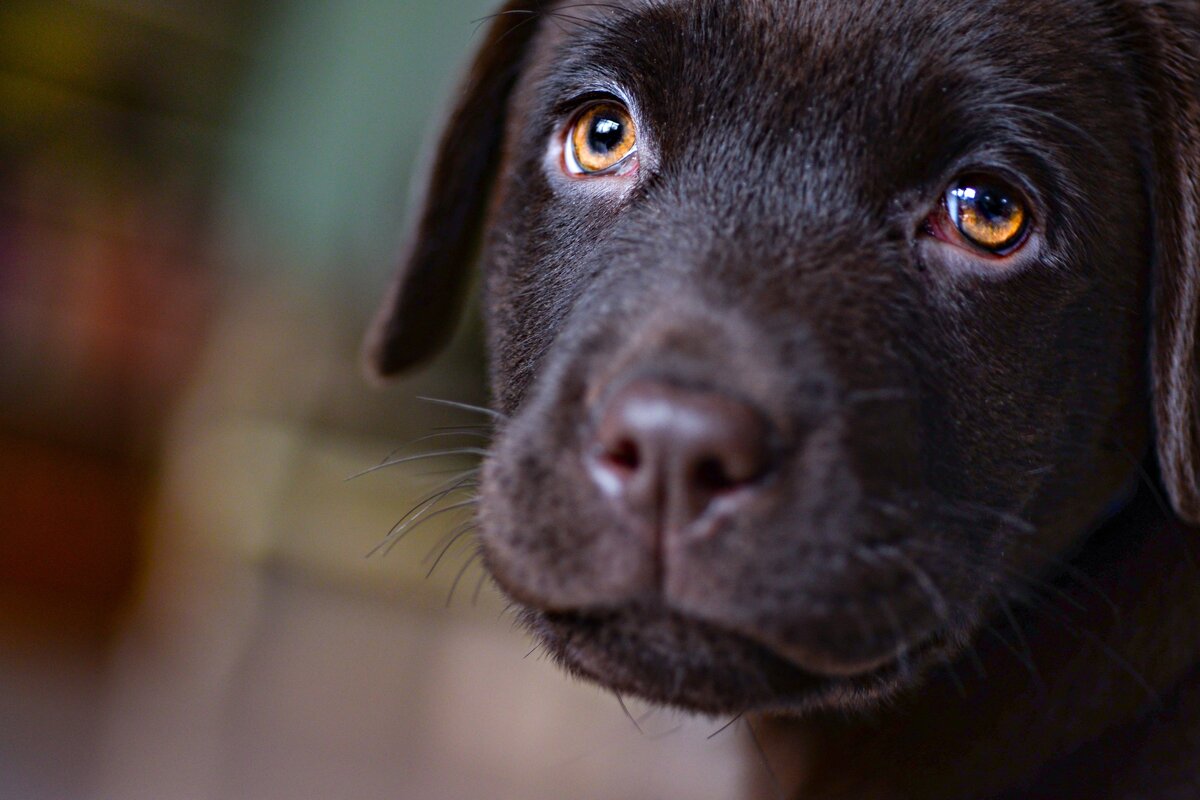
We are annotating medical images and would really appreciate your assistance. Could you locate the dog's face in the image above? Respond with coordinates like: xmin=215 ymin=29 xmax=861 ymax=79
xmin=369 ymin=0 xmax=1200 ymax=715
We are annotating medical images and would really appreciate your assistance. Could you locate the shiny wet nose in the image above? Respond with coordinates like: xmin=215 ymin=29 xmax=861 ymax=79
xmin=588 ymin=379 xmax=772 ymax=531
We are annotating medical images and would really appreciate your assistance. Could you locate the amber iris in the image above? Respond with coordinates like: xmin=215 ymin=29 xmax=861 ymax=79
xmin=570 ymin=102 xmax=637 ymax=174
xmin=946 ymin=176 xmax=1029 ymax=252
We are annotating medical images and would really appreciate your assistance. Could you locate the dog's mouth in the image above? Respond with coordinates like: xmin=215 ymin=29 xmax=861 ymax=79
xmin=522 ymin=603 xmax=949 ymax=714
xmin=478 ymin=343 xmax=980 ymax=714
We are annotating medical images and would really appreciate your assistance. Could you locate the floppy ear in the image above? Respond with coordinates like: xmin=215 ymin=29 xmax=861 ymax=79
xmin=365 ymin=2 xmax=540 ymax=378
xmin=1131 ymin=1 xmax=1200 ymax=523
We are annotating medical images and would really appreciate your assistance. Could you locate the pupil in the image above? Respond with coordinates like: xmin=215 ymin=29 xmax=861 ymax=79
xmin=974 ymin=187 xmax=1013 ymax=222
xmin=588 ymin=116 xmax=624 ymax=154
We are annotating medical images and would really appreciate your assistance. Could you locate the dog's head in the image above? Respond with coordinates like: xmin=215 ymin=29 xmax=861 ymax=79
xmin=367 ymin=0 xmax=1200 ymax=714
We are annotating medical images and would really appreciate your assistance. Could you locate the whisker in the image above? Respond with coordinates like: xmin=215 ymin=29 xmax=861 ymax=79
xmin=377 ymin=497 xmax=477 ymax=559
xmin=943 ymin=500 xmax=1035 ymax=535
xmin=1008 ymin=591 xmax=1161 ymax=708
xmin=417 ymin=395 xmax=505 ymax=421
xmin=877 ymin=598 xmax=914 ymax=681
xmin=997 ymin=538 xmax=1121 ymax=618
xmin=420 ymin=507 xmax=482 ymax=564
xmin=472 ymin=569 xmax=491 ymax=606
xmin=708 ymin=712 xmax=745 ymax=740
xmin=396 ymin=471 xmax=478 ymax=522
xmin=847 ymin=550 xmax=921 ymax=680
xmin=426 ymin=522 xmax=480 ymax=579
xmin=615 ymin=693 xmax=644 ymax=735
xmin=903 ymin=539 xmax=1090 ymax=615
xmin=991 ymin=590 xmax=1045 ymax=692
xmin=873 ymin=544 xmax=951 ymax=624
xmin=347 ymin=448 xmax=488 ymax=481
xmin=470 ymin=7 xmax=541 ymax=43
xmin=368 ymin=477 xmax=478 ymax=558
xmin=981 ymin=625 xmax=1045 ymax=695
xmin=867 ymin=494 xmax=1034 ymax=537
xmin=446 ymin=549 xmax=483 ymax=608
xmin=381 ymin=430 xmax=492 ymax=463
xmin=470 ymin=8 xmax=534 ymax=28
xmin=872 ymin=543 xmax=988 ymax=681
xmin=418 ymin=465 xmax=485 ymax=478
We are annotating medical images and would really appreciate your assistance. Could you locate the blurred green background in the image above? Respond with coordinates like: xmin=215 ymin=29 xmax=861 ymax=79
xmin=0 ymin=3 xmax=744 ymax=798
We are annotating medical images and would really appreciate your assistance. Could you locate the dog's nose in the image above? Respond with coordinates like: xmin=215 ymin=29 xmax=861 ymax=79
xmin=588 ymin=380 xmax=772 ymax=531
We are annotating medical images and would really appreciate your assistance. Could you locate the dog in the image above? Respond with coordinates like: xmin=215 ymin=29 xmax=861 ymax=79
xmin=365 ymin=1 xmax=1200 ymax=796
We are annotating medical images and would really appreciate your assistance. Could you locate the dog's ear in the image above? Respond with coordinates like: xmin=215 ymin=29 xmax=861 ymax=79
xmin=364 ymin=3 xmax=539 ymax=378
xmin=1131 ymin=1 xmax=1200 ymax=523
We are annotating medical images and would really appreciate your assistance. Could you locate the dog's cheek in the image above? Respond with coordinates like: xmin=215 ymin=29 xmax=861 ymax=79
xmin=482 ymin=140 xmax=632 ymax=414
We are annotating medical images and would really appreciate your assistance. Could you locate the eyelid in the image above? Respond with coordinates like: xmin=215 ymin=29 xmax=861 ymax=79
xmin=552 ymin=87 xmax=628 ymax=118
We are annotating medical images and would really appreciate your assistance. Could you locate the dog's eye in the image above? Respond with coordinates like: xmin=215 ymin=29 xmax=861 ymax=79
xmin=944 ymin=176 xmax=1030 ymax=253
xmin=565 ymin=102 xmax=637 ymax=176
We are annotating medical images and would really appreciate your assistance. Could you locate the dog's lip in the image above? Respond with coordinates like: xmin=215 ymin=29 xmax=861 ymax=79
xmin=531 ymin=601 xmax=946 ymax=708
xmin=532 ymin=606 xmax=823 ymax=712
xmin=764 ymin=633 xmax=932 ymax=678
xmin=673 ymin=604 xmax=945 ymax=680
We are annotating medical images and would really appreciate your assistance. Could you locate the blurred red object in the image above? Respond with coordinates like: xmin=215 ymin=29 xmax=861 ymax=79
xmin=0 ymin=153 xmax=217 ymax=634
xmin=0 ymin=435 xmax=142 ymax=629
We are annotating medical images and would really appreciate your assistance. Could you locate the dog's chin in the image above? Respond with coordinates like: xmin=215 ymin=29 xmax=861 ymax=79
xmin=520 ymin=604 xmax=949 ymax=715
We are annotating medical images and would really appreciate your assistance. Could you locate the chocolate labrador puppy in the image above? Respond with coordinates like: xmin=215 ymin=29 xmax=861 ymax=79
xmin=366 ymin=1 xmax=1200 ymax=797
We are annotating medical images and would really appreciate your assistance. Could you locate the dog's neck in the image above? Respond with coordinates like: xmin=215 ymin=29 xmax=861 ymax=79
xmin=754 ymin=474 xmax=1200 ymax=800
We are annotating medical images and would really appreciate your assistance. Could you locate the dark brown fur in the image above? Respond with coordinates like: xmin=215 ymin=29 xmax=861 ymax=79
xmin=367 ymin=1 xmax=1200 ymax=796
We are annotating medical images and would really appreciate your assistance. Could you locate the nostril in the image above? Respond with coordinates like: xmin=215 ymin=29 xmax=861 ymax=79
xmin=604 ymin=437 xmax=642 ymax=472
xmin=589 ymin=434 xmax=645 ymax=500
xmin=588 ymin=378 xmax=775 ymax=529
xmin=694 ymin=456 xmax=737 ymax=494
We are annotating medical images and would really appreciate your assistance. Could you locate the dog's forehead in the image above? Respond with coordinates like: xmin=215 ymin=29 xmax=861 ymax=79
xmin=538 ymin=0 xmax=1101 ymax=52
xmin=517 ymin=0 xmax=1128 ymax=217
xmin=530 ymin=0 xmax=1114 ymax=102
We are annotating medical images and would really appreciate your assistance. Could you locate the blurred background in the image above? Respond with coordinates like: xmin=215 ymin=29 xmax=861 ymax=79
xmin=0 ymin=2 xmax=746 ymax=798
